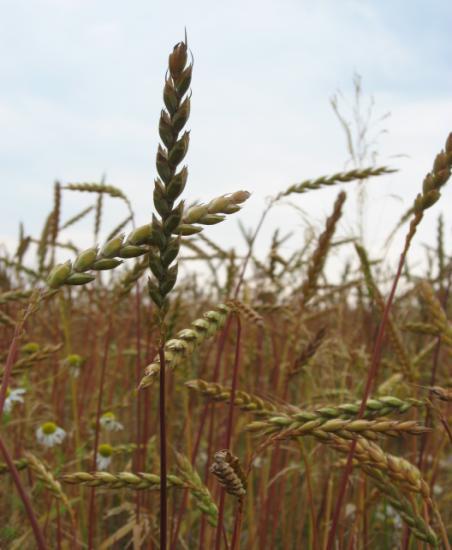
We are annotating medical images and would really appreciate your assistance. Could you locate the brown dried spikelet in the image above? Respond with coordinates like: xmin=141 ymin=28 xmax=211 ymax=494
xmin=210 ymin=449 xmax=246 ymax=501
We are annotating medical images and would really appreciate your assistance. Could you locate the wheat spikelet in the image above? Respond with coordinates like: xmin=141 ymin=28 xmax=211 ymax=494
xmin=139 ymin=304 xmax=230 ymax=388
xmin=210 ymin=450 xmax=246 ymax=501
xmin=185 ymin=379 xmax=278 ymax=417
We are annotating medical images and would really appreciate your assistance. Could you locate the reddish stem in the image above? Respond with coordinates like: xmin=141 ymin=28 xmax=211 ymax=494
xmin=326 ymin=244 xmax=409 ymax=550
xmin=214 ymin=316 xmax=242 ymax=550
xmin=0 ymin=434 xmax=47 ymax=549
xmin=159 ymin=343 xmax=168 ymax=549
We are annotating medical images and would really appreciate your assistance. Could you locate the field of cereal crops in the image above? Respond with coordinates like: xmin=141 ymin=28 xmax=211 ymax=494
xmin=0 ymin=35 xmax=451 ymax=550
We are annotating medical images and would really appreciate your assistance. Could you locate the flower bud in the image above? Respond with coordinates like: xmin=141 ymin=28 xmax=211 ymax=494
xmin=74 ymin=248 xmax=98 ymax=272
xmin=47 ymin=260 xmax=72 ymax=289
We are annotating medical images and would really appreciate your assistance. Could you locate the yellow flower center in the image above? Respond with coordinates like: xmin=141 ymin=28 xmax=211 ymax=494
xmin=41 ymin=422 xmax=57 ymax=435
xmin=98 ymin=444 xmax=113 ymax=457
xmin=102 ymin=412 xmax=115 ymax=421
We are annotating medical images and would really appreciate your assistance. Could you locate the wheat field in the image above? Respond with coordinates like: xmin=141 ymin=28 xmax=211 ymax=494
xmin=0 ymin=37 xmax=451 ymax=550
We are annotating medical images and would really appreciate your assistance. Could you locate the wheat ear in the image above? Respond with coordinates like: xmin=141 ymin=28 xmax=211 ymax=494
xmin=139 ymin=304 xmax=230 ymax=388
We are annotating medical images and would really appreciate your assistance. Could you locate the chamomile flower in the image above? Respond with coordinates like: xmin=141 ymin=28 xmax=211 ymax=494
xmin=3 ymin=387 xmax=26 ymax=414
xmin=100 ymin=411 xmax=124 ymax=432
xmin=36 ymin=422 xmax=66 ymax=448
xmin=96 ymin=443 xmax=113 ymax=470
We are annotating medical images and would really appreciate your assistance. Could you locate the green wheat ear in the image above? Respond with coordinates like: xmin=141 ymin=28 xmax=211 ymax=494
xmin=146 ymin=38 xmax=193 ymax=315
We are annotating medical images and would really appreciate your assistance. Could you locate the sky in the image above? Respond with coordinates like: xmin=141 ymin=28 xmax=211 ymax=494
xmin=1 ymin=0 xmax=451 ymax=276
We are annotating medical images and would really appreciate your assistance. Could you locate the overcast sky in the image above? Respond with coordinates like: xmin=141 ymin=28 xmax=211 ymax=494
xmin=1 ymin=0 xmax=451 ymax=274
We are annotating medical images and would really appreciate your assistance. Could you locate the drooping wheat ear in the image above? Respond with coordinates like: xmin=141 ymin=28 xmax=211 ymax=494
xmin=61 ymin=471 xmax=186 ymax=490
xmin=318 ymin=434 xmax=432 ymax=506
xmin=225 ymin=299 xmax=264 ymax=327
xmin=418 ymin=280 xmax=452 ymax=346
xmin=299 ymin=191 xmax=346 ymax=307
xmin=0 ymin=457 xmax=29 ymax=474
xmin=185 ymin=379 xmax=278 ymax=417
xmin=139 ymin=304 xmax=231 ymax=388
xmin=287 ymin=327 xmax=326 ymax=377
xmin=274 ymin=166 xmax=395 ymax=200
xmin=174 ymin=452 xmax=218 ymax=526
xmin=334 ymin=457 xmax=438 ymax=547
xmin=24 ymin=453 xmax=73 ymax=517
xmin=355 ymin=244 xmax=414 ymax=377
xmin=210 ymin=450 xmax=246 ymax=501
